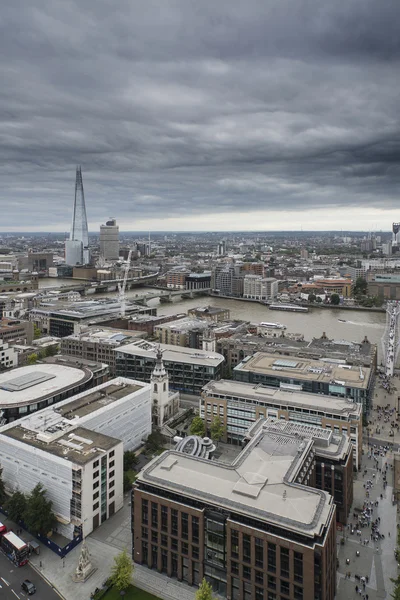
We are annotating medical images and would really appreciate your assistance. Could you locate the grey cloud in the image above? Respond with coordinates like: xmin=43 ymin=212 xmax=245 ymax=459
xmin=1 ymin=0 xmax=400 ymax=230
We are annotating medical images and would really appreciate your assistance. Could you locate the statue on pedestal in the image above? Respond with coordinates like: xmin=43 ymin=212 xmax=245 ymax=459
xmin=72 ymin=540 xmax=97 ymax=582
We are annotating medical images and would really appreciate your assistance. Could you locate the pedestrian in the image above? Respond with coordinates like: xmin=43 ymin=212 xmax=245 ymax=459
xmin=389 ymin=532 xmax=391 ymax=537
xmin=356 ymin=585 xmax=359 ymax=593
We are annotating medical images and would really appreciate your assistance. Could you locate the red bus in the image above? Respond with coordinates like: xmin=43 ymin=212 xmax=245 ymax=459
xmin=1 ymin=531 xmax=29 ymax=566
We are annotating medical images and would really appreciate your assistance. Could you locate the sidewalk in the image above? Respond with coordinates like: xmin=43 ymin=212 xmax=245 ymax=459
xmin=336 ymin=444 xmax=398 ymax=600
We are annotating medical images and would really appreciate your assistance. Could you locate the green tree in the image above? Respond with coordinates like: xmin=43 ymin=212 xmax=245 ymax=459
xmin=0 ymin=466 xmax=6 ymax=505
xmin=27 ymin=353 xmax=38 ymax=365
xmin=190 ymin=416 xmax=205 ymax=437
xmin=196 ymin=578 xmax=216 ymax=600
xmin=353 ymin=277 xmax=368 ymax=296
xmin=330 ymin=293 xmax=340 ymax=305
xmin=315 ymin=296 xmax=323 ymax=303
xmin=23 ymin=483 xmax=56 ymax=535
xmin=45 ymin=344 xmax=59 ymax=357
xmin=210 ymin=416 xmax=225 ymax=443
xmin=123 ymin=451 xmax=138 ymax=472
xmin=123 ymin=472 xmax=133 ymax=493
xmin=33 ymin=325 xmax=41 ymax=339
xmin=110 ymin=548 xmax=133 ymax=592
xmin=5 ymin=491 xmax=27 ymax=523
xmin=308 ymin=293 xmax=316 ymax=303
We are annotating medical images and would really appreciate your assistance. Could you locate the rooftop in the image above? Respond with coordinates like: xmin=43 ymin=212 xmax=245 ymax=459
xmin=116 ymin=340 xmax=224 ymax=367
xmin=32 ymin=298 xmax=145 ymax=320
xmin=63 ymin=329 xmax=141 ymax=346
xmin=155 ymin=317 xmax=209 ymax=332
xmin=0 ymin=377 xmax=148 ymax=434
xmin=202 ymin=379 xmax=362 ymax=418
xmin=0 ymin=363 xmax=92 ymax=408
xmin=2 ymin=425 xmax=120 ymax=464
xmin=235 ymin=352 xmax=370 ymax=390
xmin=138 ymin=427 xmax=334 ymax=537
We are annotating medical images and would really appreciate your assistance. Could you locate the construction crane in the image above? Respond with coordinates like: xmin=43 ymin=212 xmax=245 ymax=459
xmin=118 ymin=249 xmax=133 ymax=317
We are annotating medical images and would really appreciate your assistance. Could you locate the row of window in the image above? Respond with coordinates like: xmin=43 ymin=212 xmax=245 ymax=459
xmin=142 ymin=501 xmax=200 ymax=543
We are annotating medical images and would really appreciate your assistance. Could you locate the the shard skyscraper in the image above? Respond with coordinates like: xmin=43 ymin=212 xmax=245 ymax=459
xmin=65 ymin=166 xmax=90 ymax=265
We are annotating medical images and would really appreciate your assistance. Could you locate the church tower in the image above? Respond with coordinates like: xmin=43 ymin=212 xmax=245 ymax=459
xmin=202 ymin=327 xmax=216 ymax=353
xmin=151 ymin=347 xmax=170 ymax=427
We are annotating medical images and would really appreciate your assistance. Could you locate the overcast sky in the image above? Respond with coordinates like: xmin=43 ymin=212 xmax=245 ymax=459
xmin=1 ymin=0 xmax=400 ymax=232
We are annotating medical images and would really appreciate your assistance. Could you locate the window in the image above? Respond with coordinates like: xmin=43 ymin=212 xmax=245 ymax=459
xmin=109 ymin=489 xmax=115 ymax=499
xmin=93 ymin=470 xmax=99 ymax=479
xmin=161 ymin=505 xmax=168 ymax=531
xmin=255 ymin=537 xmax=264 ymax=568
xmin=255 ymin=570 xmax=263 ymax=585
xmin=231 ymin=530 xmax=239 ymax=559
xmin=267 ymin=575 xmax=276 ymax=590
xmin=151 ymin=531 xmax=158 ymax=543
xmin=109 ymin=470 xmax=115 ymax=479
xmin=267 ymin=593 xmax=276 ymax=600
xmin=109 ymin=460 xmax=115 ymax=469
xmin=142 ymin=541 xmax=148 ymax=564
xmin=93 ymin=491 xmax=99 ymax=500
xmin=93 ymin=501 xmax=99 ymax=511
xmin=161 ymin=534 xmax=168 ymax=547
xmin=109 ymin=480 xmax=115 ymax=488
xmin=109 ymin=450 xmax=115 ymax=458
xmin=181 ymin=512 xmax=189 ymax=539
xmin=267 ymin=543 xmax=276 ymax=573
xmin=243 ymin=565 xmax=251 ymax=581
xmin=171 ymin=538 xmax=178 ymax=551
xmin=171 ymin=509 xmax=178 ymax=536
xmin=255 ymin=588 xmax=264 ymax=600
xmin=192 ymin=546 xmax=199 ymax=559
xmin=182 ymin=542 xmax=188 ymax=555
xmin=93 ymin=481 xmax=99 ymax=490
xmin=231 ymin=561 xmax=239 ymax=575
xmin=294 ymin=586 xmax=303 ymax=600
xmin=93 ymin=460 xmax=99 ymax=468
xmin=280 ymin=547 xmax=290 ymax=578
xmin=243 ymin=533 xmax=251 ymax=563
xmin=192 ymin=516 xmax=199 ymax=544
xmin=281 ymin=581 xmax=290 ymax=596
xmin=294 ymin=551 xmax=303 ymax=583
xmin=142 ymin=499 xmax=148 ymax=525
xmin=151 ymin=503 xmax=158 ymax=528
xmin=142 ymin=526 xmax=148 ymax=538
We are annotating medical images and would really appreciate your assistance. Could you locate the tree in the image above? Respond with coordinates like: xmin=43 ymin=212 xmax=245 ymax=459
xmin=110 ymin=549 xmax=133 ymax=592
xmin=190 ymin=416 xmax=205 ymax=437
xmin=330 ymin=293 xmax=340 ymax=305
xmin=33 ymin=325 xmax=41 ymax=339
xmin=315 ymin=296 xmax=323 ymax=303
xmin=0 ymin=466 xmax=6 ymax=505
xmin=45 ymin=344 xmax=59 ymax=357
xmin=27 ymin=353 xmax=38 ymax=365
xmin=210 ymin=416 xmax=225 ymax=443
xmin=353 ymin=277 xmax=368 ymax=297
xmin=5 ymin=491 xmax=27 ymax=523
xmin=196 ymin=578 xmax=216 ymax=600
xmin=23 ymin=483 xmax=56 ymax=535
xmin=123 ymin=451 xmax=138 ymax=472
xmin=308 ymin=293 xmax=316 ymax=303
xmin=123 ymin=472 xmax=133 ymax=493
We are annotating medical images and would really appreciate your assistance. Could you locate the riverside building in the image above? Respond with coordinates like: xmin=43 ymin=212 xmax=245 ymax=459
xmin=132 ymin=420 xmax=337 ymax=600
xmin=201 ymin=379 xmax=363 ymax=468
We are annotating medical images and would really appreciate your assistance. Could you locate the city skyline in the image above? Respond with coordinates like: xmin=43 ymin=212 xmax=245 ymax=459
xmin=1 ymin=1 xmax=400 ymax=232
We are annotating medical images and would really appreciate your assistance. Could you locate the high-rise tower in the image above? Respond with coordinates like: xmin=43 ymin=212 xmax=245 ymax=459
xmin=65 ymin=166 xmax=90 ymax=265
xmin=100 ymin=218 xmax=119 ymax=260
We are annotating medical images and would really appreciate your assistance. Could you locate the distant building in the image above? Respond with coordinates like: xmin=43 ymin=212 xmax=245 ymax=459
xmin=0 ymin=340 xmax=18 ymax=371
xmin=166 ymin=270 xmax=190 ymax=289
xmin=0 ymin=318 xmax=34 ymax=345
xmin=100 ymin=218 xmax=119 ymax=261
xmin=116 ymin=340 xmax=224 ymax=394
xmin=233 ymin=352 xmax=373 ymax=414
xmin=129 ymin=314 xmax=186 ymax=337
xmin=185 ymin=272 xmax=211 ymax=290
xmin=65 ymin=166 xmax=90 ymax=266
xmin=153 ymin=317 xmax=209 ymax=348
xmin=217 ymin=240 xmax=226 ymax=255
xmin=188 ymin=306 xmax=230 ymax=322
xmin=300 ymin=249 xmax=309 ymax=259
xmin=243 ymin=275 xmax=278 ymax=301
xmin=367 ymin=272 xmax=400 ymax=300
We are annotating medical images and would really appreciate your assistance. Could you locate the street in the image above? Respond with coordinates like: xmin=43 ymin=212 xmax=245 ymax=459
xmin=0 ymin=551 xmax=62 ymax=600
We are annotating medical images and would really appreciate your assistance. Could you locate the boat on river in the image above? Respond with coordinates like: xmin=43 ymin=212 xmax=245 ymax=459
xmin=259 ymin=322 xmax=287 ymax=329
xmin=269 ymin=304 xmax=309 ymax=313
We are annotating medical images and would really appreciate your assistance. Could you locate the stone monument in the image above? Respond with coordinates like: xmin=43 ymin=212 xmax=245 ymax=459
xmin=72 ymin=540 xmax=97 ymax=582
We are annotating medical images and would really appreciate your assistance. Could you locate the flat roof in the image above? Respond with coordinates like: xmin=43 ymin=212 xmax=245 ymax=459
xmin=138 ymin=429 xmax=333 ymax=537
xmin=117 ymin=340 xmax=224 ymax=367
xmin=203 ymin=380 xmax=362 ymax=418
xmin=0 ymin=364 xmax=91 ymax=408
xmin=58 ymin=381 xmax=143 ymax=420
xmin=2 ymin=425 xmax=120 ymax=464
xmin=154 ymin=317 xmax=209 ymax=332
xmin=235 ymin=352 xmax=370 ymax=390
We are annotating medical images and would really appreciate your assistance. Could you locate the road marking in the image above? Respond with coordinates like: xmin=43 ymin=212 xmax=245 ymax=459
xmin=11 ymin=590 xmax=20 ymax=599
xmin=1 ymin=577 xmax=10 ymax=585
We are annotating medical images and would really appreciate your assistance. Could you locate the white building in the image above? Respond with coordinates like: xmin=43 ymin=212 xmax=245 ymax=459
xmin=0 ymin=423 xmax=123 ymax=538
xmin=151 ymin=348 xmax=179 ymax=427
xmin=0 ymin=340 xmax=18 ymax=370
xmin=243 ymin=275 xmax=278 ymax=301
xmin=100 ymin=218 xmax=119 ymax=261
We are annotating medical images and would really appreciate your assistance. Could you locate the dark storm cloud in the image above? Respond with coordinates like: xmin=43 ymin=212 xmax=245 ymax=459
xmin=1 ymin=0 xmax=400 ymax=229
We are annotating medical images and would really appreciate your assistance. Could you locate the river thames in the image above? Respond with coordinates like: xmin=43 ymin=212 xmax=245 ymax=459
xmin=39 ymin=278 xmax=386 ymax=356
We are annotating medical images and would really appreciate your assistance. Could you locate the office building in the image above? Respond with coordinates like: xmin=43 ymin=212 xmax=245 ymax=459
xmin=153 ymin=317 xmax=209 ymax=348
xmin=116 ymin=340 xmax=224 ymax=394
xmin=185 ymin=273 xmax=211 ymax=290
xmin=244 ymin=419 xmax=353 ymax=525
xmin=166 ymin=270 xmax=190 ymax=289
xmin=129 ymin=314 xmax=186 ymax=337
xmin=367 ymin=272 xmax=400 ymax=300
xmin=0 ymin=341 xmax=18 ymax=371
xmin=201 ymin=379 xmax=362 ymax=467
xmin=243 ymin=276 xmax=278 ymax=301
xmin=0 ymin=359 xmax=108 ymax=424
xmin=65 ymin=166 xmax=90 ymax=266
xmin=0 ymin=318 xmax=34 ymax=345
xmin=233 ymin=352 xmax=373 ymax=414
xmin=100 ymin=218 xmax=119 ymax=261
xmin=133 ymin=420 xmax=337 ymax=600
xmin=0 ymin=422 xmax=123 ymax=538
xmin=187 ymin=306 xmax=230 ymax=323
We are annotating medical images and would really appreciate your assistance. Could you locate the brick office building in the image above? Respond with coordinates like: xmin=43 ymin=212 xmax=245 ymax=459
xmin=132 ymin=421 xmax=337 ymax=600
